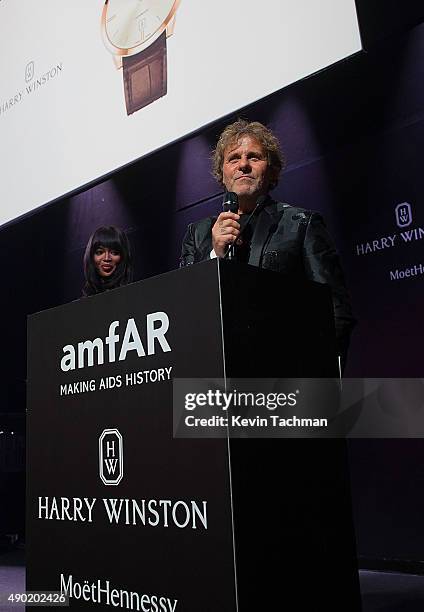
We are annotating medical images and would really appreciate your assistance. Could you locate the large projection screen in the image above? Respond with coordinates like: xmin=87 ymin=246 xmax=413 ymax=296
xmin=0 ymin=0 xmax=361 ymax=227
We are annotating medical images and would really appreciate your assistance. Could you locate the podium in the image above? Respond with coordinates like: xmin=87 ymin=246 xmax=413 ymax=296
xmin=27 ymin=260 xmax=361 ymax=610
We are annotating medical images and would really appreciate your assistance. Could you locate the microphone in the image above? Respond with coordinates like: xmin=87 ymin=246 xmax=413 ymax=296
xmin=222 ymin=192 xmax=238 ymax=259
xmin=222 ymin=191 xmax=238 ymax=213
xmin=224 ymin=195 xmax=268 ymax=260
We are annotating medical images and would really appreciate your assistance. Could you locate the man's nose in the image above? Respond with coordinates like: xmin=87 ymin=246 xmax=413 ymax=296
xmin=238 ymin=155 xmax=251 ymax=171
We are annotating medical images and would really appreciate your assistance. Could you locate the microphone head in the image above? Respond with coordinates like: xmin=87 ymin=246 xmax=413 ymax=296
xmin=223 ymin=191 xmax=238 ymax=213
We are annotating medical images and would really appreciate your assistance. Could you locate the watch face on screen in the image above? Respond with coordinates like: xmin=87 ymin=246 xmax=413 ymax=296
xmin=105 ymin=0 xmax=177 ymax=50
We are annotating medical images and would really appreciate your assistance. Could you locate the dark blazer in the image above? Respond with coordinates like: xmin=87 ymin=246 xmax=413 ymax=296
xmin=180 ymin=199 xmax=356 ymax=355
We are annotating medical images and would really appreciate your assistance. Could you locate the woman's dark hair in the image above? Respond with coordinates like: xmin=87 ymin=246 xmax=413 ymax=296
xmin=83 ymin=225 xmax=132 ymax=296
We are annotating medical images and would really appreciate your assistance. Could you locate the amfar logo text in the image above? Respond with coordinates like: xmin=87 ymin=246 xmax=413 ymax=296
xmin=60 ymin=312 xmax=171 ymax=372
xmin=99 ymin=429 xmax=123 ymax=486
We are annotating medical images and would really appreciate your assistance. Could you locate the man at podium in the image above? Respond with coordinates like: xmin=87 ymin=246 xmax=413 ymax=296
xmin=180 ymin=119 xmax=355 ymax=363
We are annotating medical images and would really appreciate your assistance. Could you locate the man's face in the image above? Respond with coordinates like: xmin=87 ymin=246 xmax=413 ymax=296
xmin=222 ymin=136 xmax=277 ymax=200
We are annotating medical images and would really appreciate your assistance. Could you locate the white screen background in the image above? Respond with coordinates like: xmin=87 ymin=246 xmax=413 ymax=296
xmin=0 ymin=0 xmax=361 ymax=226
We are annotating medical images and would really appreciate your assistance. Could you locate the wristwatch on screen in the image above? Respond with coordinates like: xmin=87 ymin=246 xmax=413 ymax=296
xmin=101 ymin=0 xmax=180 ymax=115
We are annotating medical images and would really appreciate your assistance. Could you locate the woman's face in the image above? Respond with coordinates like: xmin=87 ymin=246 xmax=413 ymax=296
xmin=93 ymin=245 xmax=121 ymax=278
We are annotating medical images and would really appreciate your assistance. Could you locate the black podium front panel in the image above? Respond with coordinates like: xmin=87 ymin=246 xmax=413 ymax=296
xmin=27 ymin=263 xmax=237 ymax=611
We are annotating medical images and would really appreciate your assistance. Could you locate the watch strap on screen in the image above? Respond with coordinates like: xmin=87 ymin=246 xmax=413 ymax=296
xmin=122 ymin=31 xmax=167 ymax=115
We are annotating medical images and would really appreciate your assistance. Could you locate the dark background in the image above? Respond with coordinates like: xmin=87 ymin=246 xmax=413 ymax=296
xmin=1 ymin=0 xmax=424 ymax=569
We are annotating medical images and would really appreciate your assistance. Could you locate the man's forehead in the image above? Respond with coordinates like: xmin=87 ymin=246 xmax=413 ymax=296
xmin=224 ymin=135 xmax=264 ymax=155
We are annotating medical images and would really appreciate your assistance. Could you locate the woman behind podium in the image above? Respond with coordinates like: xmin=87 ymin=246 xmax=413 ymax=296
xmin=83 ymin=225 xmax=132 ymax=296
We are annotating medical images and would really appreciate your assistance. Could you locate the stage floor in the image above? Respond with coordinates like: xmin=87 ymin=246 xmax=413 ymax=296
xmin=1 ymin=550 xmax=424 ymax=611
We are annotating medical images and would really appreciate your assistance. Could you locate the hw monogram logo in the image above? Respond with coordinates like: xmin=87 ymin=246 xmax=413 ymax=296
xmin=395 ymin=202 xmax=413 ymax=228
xmin=99 ymin=429 xmax=123 ymax=486
xmin=25 ymin=61 xmax=35 ymax=83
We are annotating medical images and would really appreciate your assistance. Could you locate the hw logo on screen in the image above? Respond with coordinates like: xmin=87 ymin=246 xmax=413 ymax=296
xmin=395 ymin=202 xmax=413 ymax=228
xmin=25 ymin=61 xmax=35 ymax=83
xmin=99 ymin=429 xmax=123 ymax=486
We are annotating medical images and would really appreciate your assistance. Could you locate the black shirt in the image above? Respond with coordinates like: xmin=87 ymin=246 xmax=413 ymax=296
xmin=234 ymin=213 xmax=257 ymax=263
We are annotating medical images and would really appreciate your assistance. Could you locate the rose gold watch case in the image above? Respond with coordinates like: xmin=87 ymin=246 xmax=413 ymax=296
xmin=101 ymin=0 xmax=180 ymax=62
